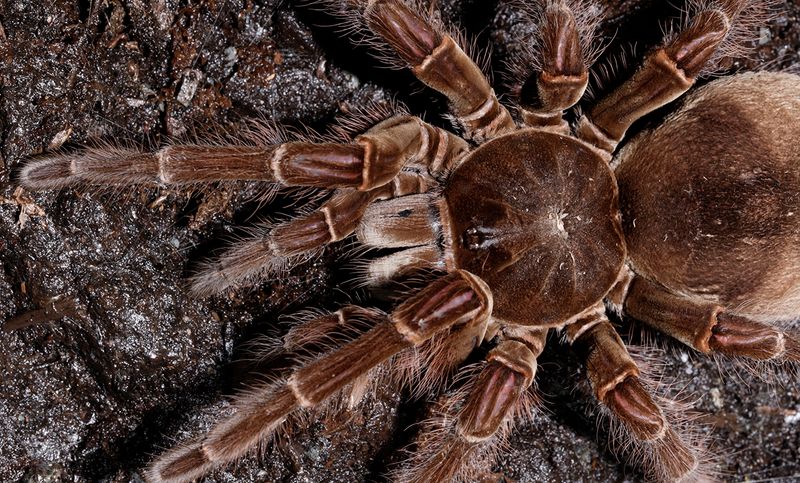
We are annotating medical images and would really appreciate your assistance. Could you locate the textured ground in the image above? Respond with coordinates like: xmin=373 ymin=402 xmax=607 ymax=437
xmin=0 ymin=0 xmax=799 ymax=482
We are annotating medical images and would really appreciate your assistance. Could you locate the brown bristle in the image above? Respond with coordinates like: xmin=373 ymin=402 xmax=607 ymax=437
xmin=19 ymin=155 xmax=78 ymax=189
xmin=146 ymin=441 xmax=217 ymax=483
xmin=158 ymin=445 xmax=210 ymax=480
xmin=205 ymin=387 xmax=298 ymax=461
xmin=786 ymin=333 xmax=800 ymax=362
xmin=366 ymin=0 xmax=442 ymax=66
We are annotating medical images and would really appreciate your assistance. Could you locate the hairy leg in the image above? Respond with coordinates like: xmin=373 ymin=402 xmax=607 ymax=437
xmin=396 ymin=328 xmax=547 ymax=482
xmin=624 ymin=275 xmax=800 ymax=363
xmin=568 ymin=306 xmax=705 ymax=481
xmin=190 ymin=170 xmax=429 ymax=295
xmin=146 ymin=270 xmax=492 ymax=483
xmin=266 ymin=306 xmax=391 ymax=408
xmin=359 ymin=0 xmax=515 ymax=141
xmin=576 ymin=0 xmax=765 ymax=155
xmin=21 ymin=115 xmax=467 ymax=191
xmin=512 ymin=0 xmax=601 ymax=131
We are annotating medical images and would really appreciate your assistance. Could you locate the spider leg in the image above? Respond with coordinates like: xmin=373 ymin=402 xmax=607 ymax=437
xmin=190 ymin=172 xmax=428 ymax=295
xmin=274 ymin=306 xmax=390 ymax=409
xmin=146 ymin=270 xmax=492 ymax=483
xmin=191 ymin=129 xmax=460 ymax=296
xmin=576 ymin=0 xmax=759 ymax=155
xmin=397 ymin=329 xmax=547 ymax=482
xmin=568 ymin=307 xmax=705 ymax=481
xmin=181 ymin=117 xmax=463 ymax=295
xmin=281 ymin=305 xmax=382 ymax=353
xmin=515 ymin=0 xmax=599 ymax=132
xmin=624 ymin=276 xmax=800 ymax=363
xmin=362 ymin=0 xmax=515 ymax=141
xmin=21 ymin=115 xmax=466 ymax=191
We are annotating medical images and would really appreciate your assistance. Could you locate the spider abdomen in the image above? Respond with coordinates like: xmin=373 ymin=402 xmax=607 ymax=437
xmin=441 ymin=130 xmax=626 ymax=327
xmin=617 ymin=72 xmax=800 ymax=321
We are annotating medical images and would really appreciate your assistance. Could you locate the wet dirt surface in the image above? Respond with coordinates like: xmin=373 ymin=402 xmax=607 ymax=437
xmin=0 ymin=1 xmax=798 ymax=482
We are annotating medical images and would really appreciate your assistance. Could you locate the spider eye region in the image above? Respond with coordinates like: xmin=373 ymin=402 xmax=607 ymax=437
xmin=462 ymin=226 xmax=491 ymax=251
xmin=442 ymin=130 xmax=625 ymax=326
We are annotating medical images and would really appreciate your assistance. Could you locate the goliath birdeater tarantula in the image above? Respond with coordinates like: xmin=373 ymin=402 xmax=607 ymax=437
xmin=19 ymin=0 xmax=800 ymax=481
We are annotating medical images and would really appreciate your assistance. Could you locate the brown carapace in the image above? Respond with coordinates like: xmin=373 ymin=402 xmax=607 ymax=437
xmin=19 ymin=0 xmax=800 ymax=481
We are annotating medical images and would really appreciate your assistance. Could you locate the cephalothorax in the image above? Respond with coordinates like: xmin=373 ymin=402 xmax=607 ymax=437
xmin=442 ymin=128 xmax=624 ymax=327
xmin=20 ymin=0 xmax=800 ymax=481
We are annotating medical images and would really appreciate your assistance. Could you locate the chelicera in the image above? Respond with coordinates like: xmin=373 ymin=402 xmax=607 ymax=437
xmin=20 ymin=0 xmax=799 ymax=481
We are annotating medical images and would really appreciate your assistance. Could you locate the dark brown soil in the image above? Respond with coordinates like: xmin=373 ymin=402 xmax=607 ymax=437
xmin=0 ymin=1 xmax=798 ymax=482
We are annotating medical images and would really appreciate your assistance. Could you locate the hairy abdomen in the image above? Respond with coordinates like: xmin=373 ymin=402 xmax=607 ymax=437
xmin=617 ymin=72 xmax=800 ymax=321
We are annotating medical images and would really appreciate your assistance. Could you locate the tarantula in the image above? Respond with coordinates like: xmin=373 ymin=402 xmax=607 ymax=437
xmin=19 ymin=0 xmax=800 ymax=481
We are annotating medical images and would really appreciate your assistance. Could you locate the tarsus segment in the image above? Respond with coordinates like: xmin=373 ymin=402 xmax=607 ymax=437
xmin=147 ymin=270 xmax=492 ymax=483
